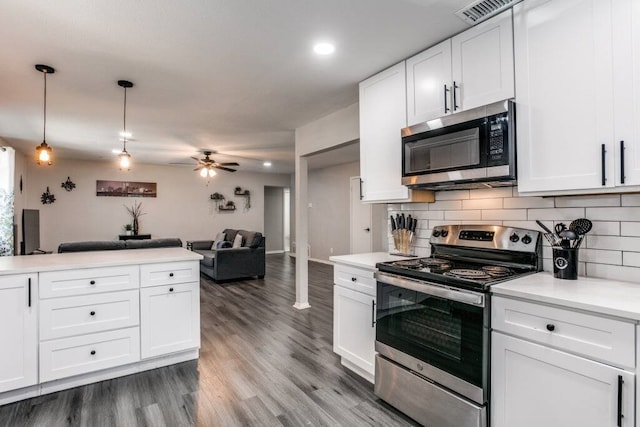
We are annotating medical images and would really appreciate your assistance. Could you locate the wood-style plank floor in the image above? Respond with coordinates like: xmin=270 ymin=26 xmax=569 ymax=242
xmin=0 ymin=254 xmax=418 ymax=427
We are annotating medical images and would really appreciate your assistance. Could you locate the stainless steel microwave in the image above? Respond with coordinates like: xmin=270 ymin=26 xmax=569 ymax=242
xmin=401 ymin=100 xmax=516 ymax=190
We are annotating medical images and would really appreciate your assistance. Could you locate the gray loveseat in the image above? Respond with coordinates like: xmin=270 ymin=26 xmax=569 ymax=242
xmin=58 ymin=238 xmax=183 ymax=253
xmin=189 ymin=229 xmax=265 ymax=281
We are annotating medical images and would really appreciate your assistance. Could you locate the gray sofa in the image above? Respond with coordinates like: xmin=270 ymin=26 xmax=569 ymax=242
xmin=57 ymin=238 xmax=183 ymax=253
xmin=189 ymin=229 xmax=265 ymax=281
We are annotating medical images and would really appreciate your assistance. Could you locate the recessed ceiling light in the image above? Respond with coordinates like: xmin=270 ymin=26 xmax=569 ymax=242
xmin=263 ymin=161 xmax=272 ymax=167
xmin=313 ymin=42 xmax=335 ymax=55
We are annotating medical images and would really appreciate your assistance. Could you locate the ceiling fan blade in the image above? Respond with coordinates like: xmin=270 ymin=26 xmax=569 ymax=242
xmin=190 ymin=156 xmax=201 ymax=162
xmin=194 ymin=166 xmax=204 ymax=171
xmin=214 ymin=166 xmax=237 ymax=172
xmin=218 ymin=162 xmax=240 ymax=166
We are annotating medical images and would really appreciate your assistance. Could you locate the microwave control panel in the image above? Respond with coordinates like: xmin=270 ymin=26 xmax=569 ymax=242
xmin=488 ymin=122 xmax=505 ymax=160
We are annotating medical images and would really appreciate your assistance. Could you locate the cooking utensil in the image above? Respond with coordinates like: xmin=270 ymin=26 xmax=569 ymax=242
xmin=554 ymin=223 xmax=566 ymax=237
xmin=569 ymin=218 xmax=593 ymax=235
xmin=535 ymin=220 xmax=553 ymax=234
xmin=559 ymin=229 xmax=577 ymax=249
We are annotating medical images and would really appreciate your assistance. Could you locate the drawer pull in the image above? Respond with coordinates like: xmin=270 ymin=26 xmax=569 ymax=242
xmin=169 ymin=287 xmax=174 ymax=292
xmin=90 ymin=350 xmax=96 ymax=356
xmin=546 ymin=324 xmax=556 ymax=332
xmin=351 ymin=277 xmax=357 ymax=282
xmin=169 ymin=272 xmax=174 ymax=277
xmin=90 ymin=311 xmax=96 ymax=316
xmin=90 ymin=280 xmax=96 ymax=285
xmin=617 ymin=375 xmax=624 ymax=426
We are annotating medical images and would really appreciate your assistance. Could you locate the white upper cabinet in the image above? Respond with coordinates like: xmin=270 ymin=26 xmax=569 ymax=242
xmin=406 ymin=40 xmax=452 ymax=125
xmin=515 ymin=0 xmax=640 ymax=194
xmin=359 ymin=62 xmax=410 ymax=202
xmin=451 ymin=10 xmax=514 ymax=113
xmin=406 ymin=10 xmax=514 ymax=126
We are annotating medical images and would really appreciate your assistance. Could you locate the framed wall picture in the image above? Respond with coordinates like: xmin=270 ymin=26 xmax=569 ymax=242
xmin=96 ymin=180 xmax=157 ymax=197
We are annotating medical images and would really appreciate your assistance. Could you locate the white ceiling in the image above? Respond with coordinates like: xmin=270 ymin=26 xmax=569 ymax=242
xmin=0 ymin=0 xmax=471 ymax=174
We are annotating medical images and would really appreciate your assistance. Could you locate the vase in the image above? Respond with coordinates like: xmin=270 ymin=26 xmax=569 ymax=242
xmin=133 ymin=218 xmax=139 ymax=236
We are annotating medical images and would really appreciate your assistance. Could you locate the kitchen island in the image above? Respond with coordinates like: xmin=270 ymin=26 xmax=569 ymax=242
xmin=0 ymin=247 xmax=203 ymax=405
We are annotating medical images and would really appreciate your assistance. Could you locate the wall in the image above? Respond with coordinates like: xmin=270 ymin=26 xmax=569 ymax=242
xmin=308 ymin=161 xmax=360 ymax=260
xmin=389 ymin=187 xmax=640 ymax=282
xmin=24 ymin=158 xmax=290 ymax=250
xmin=264 ymin=186 xmax=285 ymax=252
xmin=295 ymin=103 xmax=359 ymax=156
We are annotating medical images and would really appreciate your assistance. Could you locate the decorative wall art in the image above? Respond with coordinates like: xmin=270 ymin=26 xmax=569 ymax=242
xmin=96 ymin=180 xmax=157 ymax=197
xmin=61 ymin=176 xmax=76 ymax=191
xmin=41 ymin=186 xmax=55 ymax=204
xmin=234 ymin=186 xmax=251 ymax=210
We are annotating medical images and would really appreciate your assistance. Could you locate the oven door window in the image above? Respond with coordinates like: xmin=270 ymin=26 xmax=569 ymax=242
xmin=376 ymin=283 xmax=484 ymax=387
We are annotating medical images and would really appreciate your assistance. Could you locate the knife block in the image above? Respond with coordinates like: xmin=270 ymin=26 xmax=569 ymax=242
xmin=392 ymin=229 xmax=415 ymax=256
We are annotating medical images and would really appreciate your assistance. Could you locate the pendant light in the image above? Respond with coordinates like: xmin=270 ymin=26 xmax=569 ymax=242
xmin=35 ymin=64 xmax=55 ymax=165
xmin=117 ymin=80 xmax=134 ymax=170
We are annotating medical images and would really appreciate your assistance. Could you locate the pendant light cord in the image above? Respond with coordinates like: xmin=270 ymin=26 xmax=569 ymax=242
xmin=43 ymin=72 xmax=47 ymax=142
xmin=122 ymin=86 xmax=127 ymax=151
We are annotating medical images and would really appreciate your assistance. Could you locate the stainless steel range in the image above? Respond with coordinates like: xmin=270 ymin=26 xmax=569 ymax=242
xmin=374 ymin=224 xmax=542 ymax=427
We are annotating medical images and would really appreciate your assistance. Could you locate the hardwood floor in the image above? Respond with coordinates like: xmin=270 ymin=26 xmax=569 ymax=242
xmin=0 ymin=254 xmax=418 ymax=427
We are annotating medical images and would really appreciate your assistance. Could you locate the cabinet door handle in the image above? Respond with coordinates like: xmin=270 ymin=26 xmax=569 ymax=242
xmin=28 ymin=277 xmax=31 ymax=308
xmin=90 ymin=280 xmax=96 ymax=285
xmin=620 ymin=140 xmax=626 ymax=184
xmin=90 ymin=311 xmax=96 ymax=316
xmin=371 ymin=300 xmax=376 ymax=328
xmin=169 ymin=272 xmax=174 ymax=277
xmin=444 ymin=84 xmax=450 ymax=113
xmin=90 ymin=350 xmax=96 ymax=356
xmin=359 ymin=178 xmax=364 ymax=200
xmin=617 ymin=375 xmax=623 ymax=426
xmin=169 ymin=287 xmax=174 ymax=292
xmin=546 ymin=323 xmax=555 ymax=332
xmin=452 ymin=81 xmax=459 ymax=111
xmin=601 ymin=144 xmax=607 ymax=186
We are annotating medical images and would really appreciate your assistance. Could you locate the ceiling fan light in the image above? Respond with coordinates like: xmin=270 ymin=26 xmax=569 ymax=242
xmin=208 ymin=168 xmax=216 ymax=177
xmin=200 ymin=168 xmax=208 ymax=177
xmin=36 ymin=141 xmax=52 ymax=165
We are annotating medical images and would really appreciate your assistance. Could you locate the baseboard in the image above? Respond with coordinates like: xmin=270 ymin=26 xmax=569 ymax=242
xmin=266 ymin=250 xmax=285 ymax=254
xmin=286 ymin=253 xmax=333 ymax=266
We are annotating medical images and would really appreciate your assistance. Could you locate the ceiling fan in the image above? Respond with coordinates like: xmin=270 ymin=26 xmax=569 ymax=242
xmin=192 ymin=151 xmax=239 ymax=177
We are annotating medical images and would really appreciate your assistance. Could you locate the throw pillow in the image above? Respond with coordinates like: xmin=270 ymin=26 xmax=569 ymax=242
xmin=216 ymin=241 xmax=232 ymax=249
xmin=232 ymin=233 xmax=244 ymax=248
xmin=211 ymin=232 xmax=227 ymax=250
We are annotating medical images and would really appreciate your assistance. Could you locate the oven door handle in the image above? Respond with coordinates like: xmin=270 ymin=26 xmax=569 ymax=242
xmin=375 ymin=271 xmax=485 ymax=307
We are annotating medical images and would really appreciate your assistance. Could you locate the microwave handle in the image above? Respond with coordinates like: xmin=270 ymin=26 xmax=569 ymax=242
xmin=443 ymin=84 xmax=450 ymax=113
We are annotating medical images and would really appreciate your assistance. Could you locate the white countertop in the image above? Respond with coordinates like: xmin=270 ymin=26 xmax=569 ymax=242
xmin=492 ymin=272 xmax=640 ymax=321
xmin=329 ymin=252 xmax=415 ymax=270
xmin=0 ymin=248 xmax=203 ymax=276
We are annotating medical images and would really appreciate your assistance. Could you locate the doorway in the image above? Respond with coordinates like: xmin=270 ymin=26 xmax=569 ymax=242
xmin=264 ymin=186 xmax=290 ymax=253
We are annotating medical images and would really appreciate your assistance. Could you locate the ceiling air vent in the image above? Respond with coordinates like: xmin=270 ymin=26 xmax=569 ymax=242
xmin=456 ymin=0 xmax=522 ymax=25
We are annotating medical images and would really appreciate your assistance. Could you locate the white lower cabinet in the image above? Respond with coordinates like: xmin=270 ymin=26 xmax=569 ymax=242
xmin=40 ymin=327 xmax=140 ymax=382
xmin=491 ymin=295 xmax=636 ymax=427
xmin=333 ymin=261 xmax=377 ymax=383
xmin=140 ymin=282 xmax=200 ymax=359
xmin=0 ymin=274 xmax=38 ymax=393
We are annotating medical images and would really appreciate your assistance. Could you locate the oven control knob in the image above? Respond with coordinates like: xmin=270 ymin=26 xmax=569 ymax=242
xmin=440 ymin=229 xmax=449 ymax=237
xmin=433 ymin=229 xmax=441 ymax=237
xmin=521 ymin=234 xmax=532 ymax=245
xmin=509 ymin=233 xmax=520 ymax=243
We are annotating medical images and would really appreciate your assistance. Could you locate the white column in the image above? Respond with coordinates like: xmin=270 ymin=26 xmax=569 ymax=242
xmin=293 ymin=154 xmax=310 ymax=310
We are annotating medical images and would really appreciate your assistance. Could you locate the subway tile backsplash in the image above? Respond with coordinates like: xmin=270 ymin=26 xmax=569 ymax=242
xmin=388 ymin=187 xmax=640 ymax=283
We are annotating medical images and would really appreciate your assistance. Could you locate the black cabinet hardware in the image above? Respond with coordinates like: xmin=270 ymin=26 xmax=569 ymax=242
xmin=601 ymin=144 xmax=607 ymax=186
xmin=169 ymin=287 xmax=174 ymax=292
xmin=371 ymin=300 xmax=376 ymax=328
xmin=90 ymin=280 xmax=96 ymax=285
xmin=444 ymin=84 xmax=450 ymax=113
xmin=617 ymin=375 xmax=623 ymax=426
xmin=28 ymin=278 xmax=31 ymax=307
xmin=90 ymin=350 xmax=96 ymax=356
xmin=453 ymin=81 xmax=459 ymax=111
xmin=546 ymin=324 xmax=555 ymax=332
xmin=90 ymin=311 xmax=95 ymax=316
xmin=351 ymin=277 xmax=357 ymax=282
xmin=359 ymin=178 xmax=363 ymax=200
xmin=169 ymin=272 xmax=174 ymax=277
xmin=620 ymin=140 xmax=626 ymax=184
